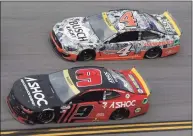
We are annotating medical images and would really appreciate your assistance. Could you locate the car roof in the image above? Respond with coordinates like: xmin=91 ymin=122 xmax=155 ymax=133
xmin=68 ymin=66 xmax=128 ymax=93
xmin=105 ymin=9 xmax=152 ymax=32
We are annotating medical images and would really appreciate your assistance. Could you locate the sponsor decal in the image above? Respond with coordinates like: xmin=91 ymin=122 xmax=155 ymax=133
xmin=102 ymin=12 xmax=117 ymax=32
xmin=104 ymin=71 xmax=115 ymax=83
xmin=68 ymin=19 xmax=88 ymax=41
xmin=142 ymin=98 xmax=148 ymax=104
xmin=93 ymin=117 xmax=99 ymax=122
xmin=96 ymin=113 xmax=105 ymax=117
xmin=109 ymin=100 xmax=136 ymax=108
xmin=128 ymin=74 xmax=143 ymax=94
xmin=61 ymin=105 xmax=71 ymax=110
xmin=125 ymin=94 xmax=130 ymax=98
xmin=144 ymin=40 xmax=173 ymax=46
xmin=23 ymin=77 xmax=48 ymax=107
xmin=174 ymin=39 xmax=180 ymax=45
xmin=137 ymin=88 xmax=144 ymax=94
xmin=20 ymin=79 xmax=36 ymax=106
xmin=165 ymin=49 xmax=175 ymax=55
xmin=102 ymin=102 xmax=108 ymax=109
xmin=161 ymin=19 xmax=173 ymax=33
xmin=135 ymin=107 xmax=141 ymax=113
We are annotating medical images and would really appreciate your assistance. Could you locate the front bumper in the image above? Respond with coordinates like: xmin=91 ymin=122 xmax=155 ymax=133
xmin=6 ymin=93 xmax=35 ymax=125
xmin=49 ymin=31 xmax=78 ymax=61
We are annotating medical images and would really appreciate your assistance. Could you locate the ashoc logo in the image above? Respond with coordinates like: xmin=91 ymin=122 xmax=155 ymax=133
xmin=109 ymin=100 xmax=136 ymax=108
xmin=24 ymin=77 xmax=48 ymax=107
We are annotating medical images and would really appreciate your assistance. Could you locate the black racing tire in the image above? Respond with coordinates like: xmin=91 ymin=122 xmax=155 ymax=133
xmin=77 ymin=49 xmax=96 ymax=61
xmin=144 ymin=47 xmax=162 ymax=59
xmin=37 ymin=110 xmax=55 ymax=124
xmin=110 ymin=108 xmax=129 ymax=120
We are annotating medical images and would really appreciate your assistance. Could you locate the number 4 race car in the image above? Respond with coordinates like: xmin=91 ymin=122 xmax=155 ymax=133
xmin=7 ymin=66 xmax=151 ymax=125
xmin=50 ymin=9 xmax=182 ymax=61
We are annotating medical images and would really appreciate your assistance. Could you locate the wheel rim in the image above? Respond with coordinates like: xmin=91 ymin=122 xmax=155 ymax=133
xmin=146 ymin=48 xmax=161 ymax=59
xmin=112 ymin=109 xmax=125 ymax=120
xmin=38 ymin=111 xmax=54 ymax=123
xmin=82 ymin=51 xmax=92 ymax=61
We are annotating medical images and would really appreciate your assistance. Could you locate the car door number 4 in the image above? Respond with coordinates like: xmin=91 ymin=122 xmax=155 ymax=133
xmin=117 ymin=44 xmax=133 ymax=56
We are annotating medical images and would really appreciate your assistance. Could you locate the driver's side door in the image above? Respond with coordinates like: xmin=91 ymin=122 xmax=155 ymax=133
xmin=67 ymin=90 xmax=106 ymax=123
xmin=102 ymin=31 xmax=142 ymax=59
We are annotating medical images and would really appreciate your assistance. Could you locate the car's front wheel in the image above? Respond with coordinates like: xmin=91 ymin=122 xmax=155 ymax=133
xmin=37 ymin=110 xmax=55 ymax=124
xmin=110 ymin=108 xmax=129 ymax=120
xmin=77 ymin=49 xmax=96 ymax=61
xmin=144 ymin=47 xmax=162 ymax=59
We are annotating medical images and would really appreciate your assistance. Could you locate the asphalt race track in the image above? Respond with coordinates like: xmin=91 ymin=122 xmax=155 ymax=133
xmin=1 ymin=1 xmax=192 ymax=135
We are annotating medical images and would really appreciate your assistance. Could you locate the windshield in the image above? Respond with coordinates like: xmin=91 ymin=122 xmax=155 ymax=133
xmin=87 ymin=13 xmax=116 ymax=41
xmin=107 ymin=69 xmax=134 ymax=93
xmin=144 ymin=13 xmax=165 ymax=33
xmin=48 ymin=71 xmax=75 ymax=103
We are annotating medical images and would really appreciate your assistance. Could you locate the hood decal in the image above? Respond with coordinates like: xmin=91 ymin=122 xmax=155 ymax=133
xmin=53 ymin=17 xmax=99 ymax=46
xmin=66 ymin=18 xmax=89 ymax=42
xmin=20 ymin=77 xmax=49 ymax=107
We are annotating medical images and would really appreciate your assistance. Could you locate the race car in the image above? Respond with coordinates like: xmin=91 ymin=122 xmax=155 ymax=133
xmin=7 ymin=66 xmax=151 ymax=125
xmin=50 ymin=9 xmax=181 ymax=61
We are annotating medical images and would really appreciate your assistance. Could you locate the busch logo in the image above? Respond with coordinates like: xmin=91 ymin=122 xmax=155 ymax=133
xmin=24 ymin=77 xmax=48 ymax=107
xmin=68 ymin=18 xmax=88 ymax=41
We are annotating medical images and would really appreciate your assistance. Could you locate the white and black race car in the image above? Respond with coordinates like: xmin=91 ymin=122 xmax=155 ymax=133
xmin=50 ymin=9 xmax=181 ymax=61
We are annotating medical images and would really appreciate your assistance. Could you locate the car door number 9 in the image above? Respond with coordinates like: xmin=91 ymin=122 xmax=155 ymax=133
xmin=74 ymin=106 xmax=93 ymax=117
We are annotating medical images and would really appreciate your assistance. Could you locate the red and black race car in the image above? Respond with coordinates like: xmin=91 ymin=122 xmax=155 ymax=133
xmin=7 ymin=66 xmax=151 ymax=125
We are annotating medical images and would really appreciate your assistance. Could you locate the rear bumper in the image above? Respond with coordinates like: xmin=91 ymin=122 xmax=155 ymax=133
xmin=6 ymin=94 xmax=34 ymax=125
xmin=49 ymin=31 xmax=77 ymax=61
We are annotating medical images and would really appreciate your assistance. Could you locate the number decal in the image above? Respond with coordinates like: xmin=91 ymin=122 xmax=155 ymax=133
xmin=74 ymin=106 xmax=93 ymax=117
xmin=117 ymin=44 xmax=133 ymax=56
xmin=75 ymin=68 xmax=102 ymax=87
xmin=120 ymin=12 xmax=137 ymax=27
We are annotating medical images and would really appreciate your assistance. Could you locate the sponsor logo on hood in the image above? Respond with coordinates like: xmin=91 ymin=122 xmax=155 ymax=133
xmin=21 ymin=77 xmax=48 ymax=107
xmin=66 ymin=18 xmax=88 ymax=42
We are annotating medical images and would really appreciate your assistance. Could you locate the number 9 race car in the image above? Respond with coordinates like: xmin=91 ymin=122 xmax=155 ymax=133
xmin=50 ymin=9 xmax=182 ymax=61
xmin=7 ymin=66 xmax=151 ymax=125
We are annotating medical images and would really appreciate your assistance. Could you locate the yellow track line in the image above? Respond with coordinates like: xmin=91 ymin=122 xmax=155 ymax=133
xmin=0 ymin=131 xmax=17 ymax=135
xmin=31 ymin=125 xmax=192 ymax=136
xmin=1 ymin=121 xmax=192 ymax=135
xmin=48 ymin=121 xmax=192 ymax=132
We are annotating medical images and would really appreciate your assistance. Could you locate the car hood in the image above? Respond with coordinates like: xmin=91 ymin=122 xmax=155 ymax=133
xmin=53 ymin=17 xmax=100 ymax=50
xmin=12 ymin=75 xmax=63 ymax=111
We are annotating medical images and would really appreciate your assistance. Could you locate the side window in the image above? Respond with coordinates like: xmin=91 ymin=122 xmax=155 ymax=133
xmin=141 ymin=31 xmax=159 ymax=40
xmin=105 ymin=91 xmax=120 ymax=100
xmin=109 ymin=31 xmax=139 ymax=43
xmin=79 ymin=91 xmax=104 ymax=102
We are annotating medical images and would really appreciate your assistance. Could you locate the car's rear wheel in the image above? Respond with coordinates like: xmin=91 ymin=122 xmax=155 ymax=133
xmin=77 ymin=49 xmax=96 ymax=61
xmin=37 ymin=110 xmax=55 ymax=124
xmin=110 ymin=108 xmax=129 ymax=120
xmin=145 ymin=47 xmax=162 ymax=59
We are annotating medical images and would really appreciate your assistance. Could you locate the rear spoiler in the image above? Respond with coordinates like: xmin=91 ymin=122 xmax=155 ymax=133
xmin=163 ymin=11 xmax=182 ymax=36
xmin=130 ymin=68 xmax=151 ymax=96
